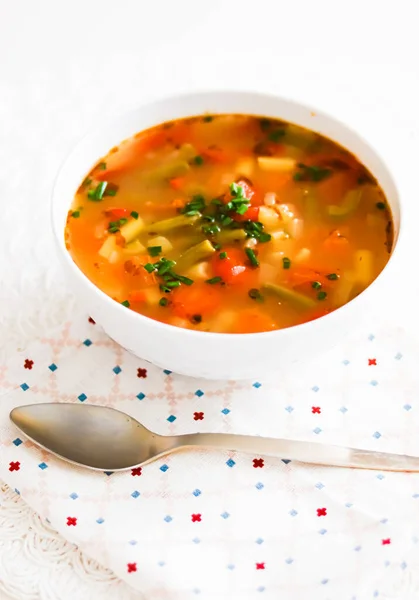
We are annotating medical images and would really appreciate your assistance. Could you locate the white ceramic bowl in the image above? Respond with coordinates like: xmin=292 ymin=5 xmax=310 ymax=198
xmin=52 ymin=91 xmax=401 ymax=380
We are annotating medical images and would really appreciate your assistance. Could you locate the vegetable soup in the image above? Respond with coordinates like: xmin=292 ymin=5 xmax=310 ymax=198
xmin=65 ymin=114 xmax=393 ymax=333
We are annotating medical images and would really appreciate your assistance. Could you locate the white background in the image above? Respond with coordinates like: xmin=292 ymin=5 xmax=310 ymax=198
xmin=1 ymin=0 xmax=419 ymax=597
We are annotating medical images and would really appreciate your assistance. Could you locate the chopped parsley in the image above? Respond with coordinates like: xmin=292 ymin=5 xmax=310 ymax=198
xmin=121 ymin=300 xmax=130 ymax=308
xmin=193 ymin=155 xmax=204 ymax=166
xmin=326 ymin=273 xmax=339 ymax=281
xmin=282 ymin=257 xmax=291 ymax=269
xmin=88 ymin=181 xmax=108 ymax=201
xmin=248 ymin=288 xmax=264 ymax=302
xmin=317 ymin=291 xmax=327 ymax=301
xmin=245 ymin=247 xmax=259 ymax=267
xmin=181 ymin=194 xmax=206 ymax=216
xmin=376 ymin=201 xmax=386 ymax=210
xmin=159 ymin=297 xmax=168 ymax=307
xmin=206 ymin=276 xmax=223 ymax=284
xmin=108 ymin=217 xmax=128 ymax=233
xmin=312 ymin=281 xmax=322 ymax=290
xmin=147 ymin=245 xmax=162 ymax=257
xmin=71 ymin=210 xmax=80 ymax=218
xmin=243 ymin=220 xmax=271 ymax=243
xmin=219 ymin=251 xmax=227 ymax=259
xmin=143 ymin=257 xmax=194 ymax=292
xmin=203 ymin=115 xmax=213 ymax=122
xmin=131 ymin=211 xmax=139 ymax=219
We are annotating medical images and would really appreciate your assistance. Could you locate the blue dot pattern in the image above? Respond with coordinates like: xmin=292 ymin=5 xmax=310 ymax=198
xmin=4 ymin=321 xmax=419 ymax=599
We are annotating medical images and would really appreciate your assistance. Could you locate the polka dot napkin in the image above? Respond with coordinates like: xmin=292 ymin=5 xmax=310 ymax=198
xmin=1 ymin=316 xmax=419 ymax=599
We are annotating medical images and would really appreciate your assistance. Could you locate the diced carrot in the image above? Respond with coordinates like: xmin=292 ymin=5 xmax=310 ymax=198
xmin=202 ymin=147 xmax=231 ymax=163
xmin=171 ymin=197 xmax=186 ymax=209
xmin=124 ymin=256 xmax=156 ymax=286
xmin=323 ymin=230 xmax=350 ymax=255
xmin=105 ymin=207 xmax=129 ymax=219
xmin=232 ymin=309 xmax=277 ymax=334
xmin=129 ymin=290 xmax=147 ymax=303
xmin=169 ymin=177 xmax=186 ymax=191
xmin=289 ymin=267 xmax=329 ymax=287
xmin=171 ymin=283 xmax=222 ymax=319
xmin=95 ymin=129 xmax=169 ymax=180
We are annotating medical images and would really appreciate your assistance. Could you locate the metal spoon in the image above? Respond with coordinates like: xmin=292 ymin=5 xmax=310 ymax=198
xmin=9 ymin=402 xmax=419 ymax=472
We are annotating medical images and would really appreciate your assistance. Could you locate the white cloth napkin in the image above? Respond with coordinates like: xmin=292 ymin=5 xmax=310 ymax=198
xmin=1 ymin=315 xmax=419 ymax=600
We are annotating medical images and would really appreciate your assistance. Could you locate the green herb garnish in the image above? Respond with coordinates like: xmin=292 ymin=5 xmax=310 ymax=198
xmin=259 ymin=118 xmax=271 ymax=131
xmin=193 ymin=155 xmax=204 ymax=166
xmin=376 ymin=201 xmax=386 ymax=210
xmin=243 ymin=220 xmax=271 ymax=243
xmin=147 ymin=246 xmax=162 ymax=257
xmin=203 ymin=116 xmax=213 ymax=123
xmin=282 ymin=257 xmax=291 ymax=269
xmin=82 ymin=177 xmax=92 ymax=188
xmin=245 ymin=247 xmax=259 ymax=267
xmin=268 ymin=129 xmax=286 ymax=143
xmin=131 ymin=211 xmax=139 ymax=219
xmin=121 ymin=300 xmax=130 ymax=308
xmin=108 ymin=217 xmax=127 ymax=233
xmin=88 ymin=181 xmax=108 ymax=201
xmin=248 ymin=288 xmax=264 ymax=302
xmin=326 ymin=273 xmax=339 ymax=281
xmin=159 ymin=297 xmax=168 ymax=307
xmin=181 ymin=194 xmax=206 ymax=215
xmin=206 ymin=276 xmax=223 ymax=284
xmin=317 ymin=291 xmax=327 ymax=301
xmin=219 ymin=251 xmax=227 ymax=259
xmin=71 ymin=210 xmax=80 ymax=218
xmin=170 ymin=273 xmax=194 ymax=286
xmin=144 ymin=263 xmax=156 ymax=273
xmin=98 ymin=162 xmax=107 ymax=170
xmin=293 ymin=163 xmax=332 ymax=183
xmin=312 ymin=281 xmax=322 ymax=290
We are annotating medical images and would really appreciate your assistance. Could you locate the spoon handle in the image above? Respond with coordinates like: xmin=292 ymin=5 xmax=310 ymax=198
xmin=180 ymin=433 xmax=419 ymax=472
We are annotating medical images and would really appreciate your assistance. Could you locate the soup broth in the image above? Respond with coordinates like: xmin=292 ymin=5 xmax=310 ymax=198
xmin=65 ymin=114 xmax=393 ymax=333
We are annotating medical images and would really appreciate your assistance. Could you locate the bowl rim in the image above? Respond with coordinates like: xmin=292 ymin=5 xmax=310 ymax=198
xmin=51 ymin=89 xmax=403 ymax=340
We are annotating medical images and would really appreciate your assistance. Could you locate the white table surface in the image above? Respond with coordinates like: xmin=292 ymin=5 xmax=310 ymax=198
xmin=1 ymin=0 xmax=419 ymax=597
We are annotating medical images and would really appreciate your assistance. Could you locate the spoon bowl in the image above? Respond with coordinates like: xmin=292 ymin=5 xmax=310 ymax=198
xmin=10 ymin=403 xmax=175 ymax=470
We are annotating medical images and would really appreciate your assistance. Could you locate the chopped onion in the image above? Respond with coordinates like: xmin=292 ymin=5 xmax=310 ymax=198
xmin=295 ymin=248 xmax=311 ymax=263
xmin=264 ymin=192 xmax=277 ymax=206
xmin=245 ymin=237 xmax=258 ymax=249
xmin=288 ymin=218 xmax=304 ymax=239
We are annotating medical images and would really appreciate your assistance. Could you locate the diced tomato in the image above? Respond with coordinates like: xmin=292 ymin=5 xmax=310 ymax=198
xmin=105 ymin=207 xmax=129 ymax=219
xmin=171 ymin=283 xmax=222 ymax=319
xmin=235 ymin=179 xmax=263 ymax=206
xmin=169 ymin=177 xmax=186 ymax=191
xmin=129 ymin=290 xmax=147 ymax=303
xmin=232 ymin=309 xmax=277 ymax=334
xmin=171 ymin=197 xmax=186 ymax=209
xmin=234 ymin=205 xmax=260 ymax=222
xmin=211 ymin=247 xmax=258 ymax=286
